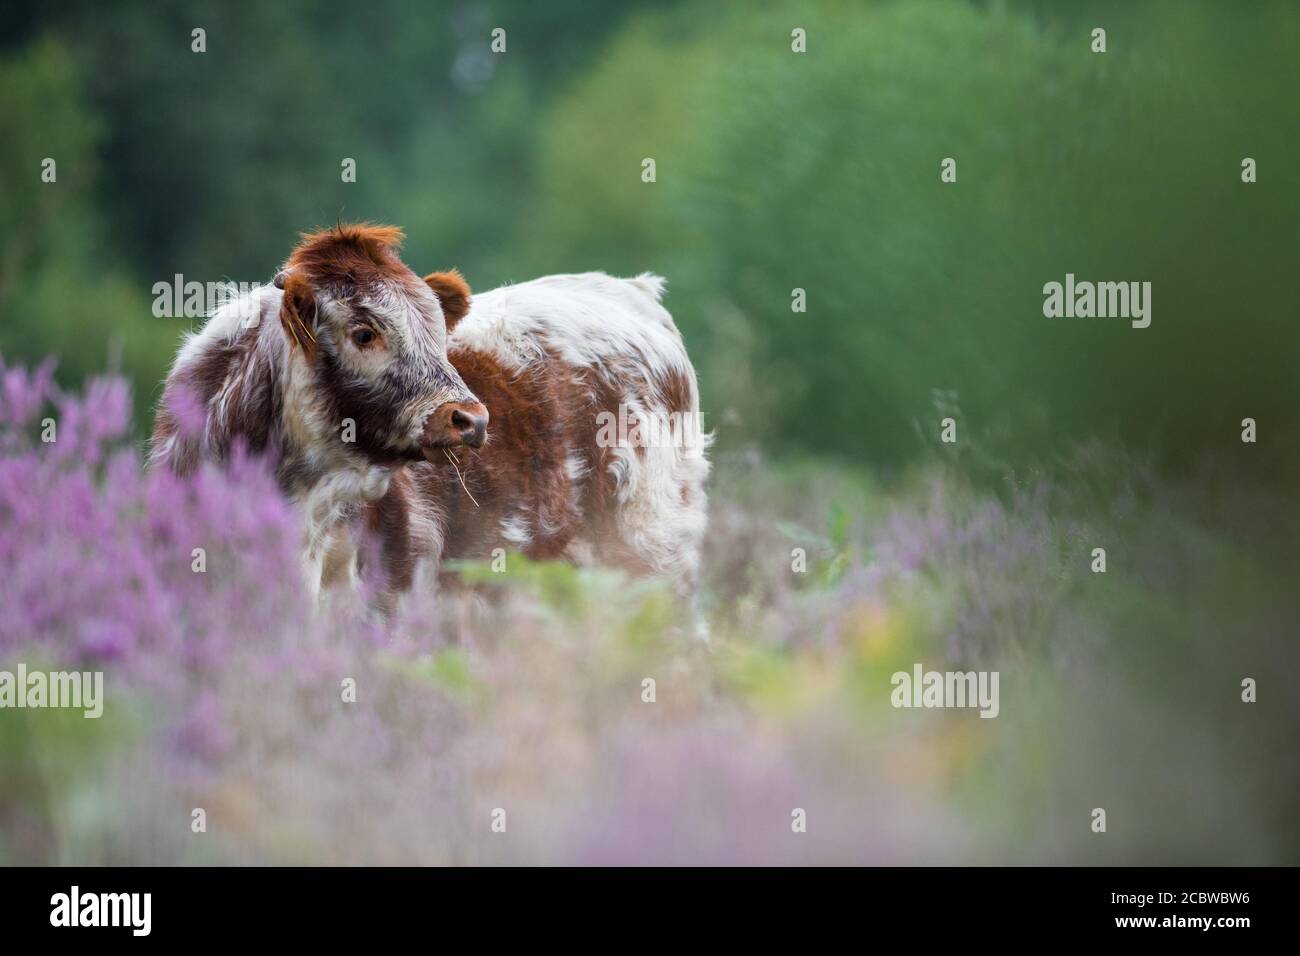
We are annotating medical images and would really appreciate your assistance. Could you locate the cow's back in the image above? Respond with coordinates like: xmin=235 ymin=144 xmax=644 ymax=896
xmin=403 ymin=272 xmax=710 ymax=587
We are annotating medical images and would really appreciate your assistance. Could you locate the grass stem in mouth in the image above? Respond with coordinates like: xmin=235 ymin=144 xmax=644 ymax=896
xmin=442 ymin=448 xmax=479 ymax=507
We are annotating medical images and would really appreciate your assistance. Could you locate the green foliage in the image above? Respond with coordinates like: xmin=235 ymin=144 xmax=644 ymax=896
xmin=0 ymin=37 xmax=99 ymax=276
xmin=0 ymin=657 xmax=140 ymax=863
xmin=0 ymin=37 xmax=172 ymax=423
xmin=518 ymin=0 xmax=1300 ymax=477
xmin=382 ymin=647 xmax=480 ymax=700
xmin=447 ymin=551 xmax=676 ymax=639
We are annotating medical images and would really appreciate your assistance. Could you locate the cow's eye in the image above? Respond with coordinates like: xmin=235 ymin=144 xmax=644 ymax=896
xmin=351 ymin=327 xmax=378 ymax=348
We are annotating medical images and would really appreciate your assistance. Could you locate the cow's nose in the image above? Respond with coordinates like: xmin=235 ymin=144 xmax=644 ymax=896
xmin=450 ymin=405 xmax=488 ymax=447
xmin=423 ymin=401 xmax=489 ymax=449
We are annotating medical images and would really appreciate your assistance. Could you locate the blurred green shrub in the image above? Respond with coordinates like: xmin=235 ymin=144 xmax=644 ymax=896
xmin=517 ymin=0 xmax=1300 ymax=477
xmin=0 ymin=38 xmax=170 ymax=422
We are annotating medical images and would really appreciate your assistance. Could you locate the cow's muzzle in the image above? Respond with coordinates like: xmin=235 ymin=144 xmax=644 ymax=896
xmin=422 ymin=400 xmax=489 ymax=450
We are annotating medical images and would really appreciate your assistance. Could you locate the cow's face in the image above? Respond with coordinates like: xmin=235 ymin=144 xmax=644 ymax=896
xmin=277 ymin=225 xmax=487 ymax=464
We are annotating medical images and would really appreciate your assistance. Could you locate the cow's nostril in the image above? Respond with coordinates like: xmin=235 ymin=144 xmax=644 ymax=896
xmin=450 ymin=406 xmax=488 ymax=447
xmin=422 ymin=401 xmax=488 ymax=452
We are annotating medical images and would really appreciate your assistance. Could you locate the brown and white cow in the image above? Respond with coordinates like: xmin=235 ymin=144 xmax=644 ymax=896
xmin=151 ymin=224 xmax=710 ymax=605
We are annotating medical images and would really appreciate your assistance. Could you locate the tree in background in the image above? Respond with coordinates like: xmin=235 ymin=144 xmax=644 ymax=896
xmin=0 ymin=37 xmax=167 ymax=413
xmin=517 ymin=0 xmax=1300 ymax=478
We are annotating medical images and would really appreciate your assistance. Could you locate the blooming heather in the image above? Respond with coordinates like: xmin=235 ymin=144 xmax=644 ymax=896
xmin=2 ymin=356 xmax=1296 ymax=865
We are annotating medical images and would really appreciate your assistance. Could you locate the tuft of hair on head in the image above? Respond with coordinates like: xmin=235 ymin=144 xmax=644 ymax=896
xmin=423 ymin=268 xmax=472 ymax=330
xmin=287 ymin=222 xmax=407 ymax=274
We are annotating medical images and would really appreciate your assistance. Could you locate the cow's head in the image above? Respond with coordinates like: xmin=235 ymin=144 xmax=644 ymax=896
xmin=276 ymin=224 xmax=487 ymax=463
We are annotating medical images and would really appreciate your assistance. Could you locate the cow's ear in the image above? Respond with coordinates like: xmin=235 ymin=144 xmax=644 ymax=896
xmin=279 ymin=272 xmax=319 ymax=357
xmin=424 ymin=269 xmax=471 ymax=331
